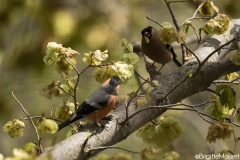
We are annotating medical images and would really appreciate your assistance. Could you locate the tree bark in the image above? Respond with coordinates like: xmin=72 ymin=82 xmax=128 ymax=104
xmin=39 ymin=19 xmax=240 ymax=160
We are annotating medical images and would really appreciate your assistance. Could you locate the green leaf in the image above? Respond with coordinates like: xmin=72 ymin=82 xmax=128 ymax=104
xmin=83 ymin=50 xmax=108 ymax=66
xmin=111 ymin=61 xmax=134 ymax=84
xmin=199 ymin=0 xmax=218 ymax=16
xmin=2 ymin=119 xmax=25 ymax=138
xmin=216 ymin=85 xmax=229 ymax=95
xmin=206 ymin=123 xmax=233 ymax=143
xmin=230 ymin=50 xmax=240 ymax=66
xmin=55 ymin=101 xmax=75 ymax=121
xmin=44 ymin=42 xmax=62 ymax=65
xmin=22 ymin=142 xmax=38 ymax=154
xmin=43 ymin=51 xmax=60 ymax=65
xmin=136 ymin=116 xmax=183 ymax=148
xmin=39 ymin=81 xmax=65 ymax=99
xmin=225 ymin=72 xmax=239 ymax=81
xmin=216 ymin=85 xmax=235 ymax=109
xmin=65 ymin=75 xmax=78 ymax=94
xmin=55 ymin=58 xmax=73 ymax=74
xmin=44 ymin=42 xmax=79 ymax=67
xmin=94 ymin=50 xmax=108 ymax=61
xmin=37 ymin=118 xmax=58 ymax=135
xmin=160 ymin=22 xmax=177 ymax=44
xmin=181 ymin=22 xmax=191 ymax=34
xmin=119 ymin=39 xmax=128 ymax=49
xmin=164 ymin=151 xmax=180 ymax=160
xmin=126 ymin=43 xmax=134 ymax=53
xmin=141 ymin=147 xmax=180 ymax=160
xmin=12 ymin=148 xmax=35 ymax=159
xmin=205 ymin=93 xmax=233 ymax=119
xmin=93 ymin=66 xmax=116 ymax=83
xmin=200 ymin=13 xmax=230 ymax=35
xmin=122 ymin=52 xmax=139 ymax=65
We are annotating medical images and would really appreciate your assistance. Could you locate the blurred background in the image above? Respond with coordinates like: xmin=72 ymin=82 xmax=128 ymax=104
xmin=0 ymin=0 xmax=240 ymax=159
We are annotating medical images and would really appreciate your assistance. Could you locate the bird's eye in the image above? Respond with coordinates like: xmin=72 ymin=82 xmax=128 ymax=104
xmin=147 ymin=33 xmax=151 ymax=38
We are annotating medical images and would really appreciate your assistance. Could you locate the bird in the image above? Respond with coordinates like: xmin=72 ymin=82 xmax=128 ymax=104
xmin=141 ymin=26 xmax=182 ymax=72
xmin=58 ymin=76 xmax=121 ymax=131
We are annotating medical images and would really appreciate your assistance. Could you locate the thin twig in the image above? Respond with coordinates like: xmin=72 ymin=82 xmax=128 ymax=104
xmin=192 ymin=106 xmax=214 ymax=124
xmin=89 ymin=146 xmax=140 ymax=154
xmin=164 ymin=0 xmax=189 ymax=64
xmin=162 ymin=76 xmax=188 ymax=101
xmin=54 ymin=84 xmax=74 ymax=97
xmin=63 ymin=53 xmax=93 ymax=110
xmin=168 ymin=0 xmax=189 ymax=4
xmin=213 ymin=79 xmax=240 ymax=85
xmin=134 ymin=70 xmax=147 ymax=93
xmin=164 ymin=0 xmax=180 ymax=31
xmin=50 ymin=105 xmax=56 ymax=117
xmin=180 ymin=17 xmax=212 ymax=28
xmin=20 ymin=116 xmax=43 ymax=120
xmin=189 ymin=23 xmax=200 ymax=43
xmin=184 ymin=8 xmax=199 ymax=25
xmin=183 ymin=44 xmax=201 ymax=65
xmin=181 ymin=44 xmax=187 ymax=64
xmin=167 ymin=107 xmax=217 ymax=123
xmin=124 ymin=100 xmax=240 ymax=127
xmin=180 ymin=5 xmax=211 ymax=28
xmin=231 ymin=121 xmax=240 ymax=127
xmin=125 ymin=101 xmax=213 ymax=123
xmin=73 ymin=71 xmax=84 ymax=110
xmin=231 ymin=90 xmax=238 ymax=122
xmin=134 ymin=70 xmax=147 ymax=82
xmin=20 ymin=116 xmax=63 ymax=123
xmin=232 ymin=130 xmax=238 ymax=154
xmin=205 ymin=88 xmax=217 ymax=94
xmin=12 ymin=91 xmax=43 ymax=153
xmin=62 ymin=54 xmax=80 ymax=75
xmin=62 ymin=54 xmax=81 ymax=110
xmin=146 ymin=16 xmax=163 ymax=27
xmin=125 ymin=79 xmax=149 ymax=120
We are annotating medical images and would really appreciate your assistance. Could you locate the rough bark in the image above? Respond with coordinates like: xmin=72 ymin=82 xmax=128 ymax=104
xmin=39 ymin=19 xmax=240 ymax=160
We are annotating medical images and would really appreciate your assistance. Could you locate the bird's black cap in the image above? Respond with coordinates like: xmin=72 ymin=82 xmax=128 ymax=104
xmin=141 ymin=26 xmax=153 ymax=38
xmin=109 ymin=76 xmax=121 ymax=87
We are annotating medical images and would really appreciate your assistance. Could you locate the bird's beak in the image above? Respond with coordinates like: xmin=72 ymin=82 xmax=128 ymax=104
xmin=143 ymin=36 xmax=150 ymax=43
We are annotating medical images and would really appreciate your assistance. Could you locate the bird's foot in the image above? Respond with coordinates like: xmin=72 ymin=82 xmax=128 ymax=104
xmin=96 ymin=121 xmax=103 ymax=127
xmin=157 ymin=70 xmax=162 ymax=75
xmin=157 ymin=64 xmax=164 ymax=75
xmin=102 ymin=115 xmax=113 ymax=121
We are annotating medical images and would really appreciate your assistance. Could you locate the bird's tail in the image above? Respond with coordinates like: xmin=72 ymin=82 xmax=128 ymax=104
xmin=173 ymin=56 xmax=182 ymax=67
xmin=58 ymin=120 xmax=72 ymax=131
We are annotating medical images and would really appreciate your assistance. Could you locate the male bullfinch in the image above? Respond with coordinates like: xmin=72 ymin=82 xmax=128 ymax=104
xmin=141 ymin=26 xmax=182 ymax=71
xmin=58 ymin=76 xmax=121 ymax=131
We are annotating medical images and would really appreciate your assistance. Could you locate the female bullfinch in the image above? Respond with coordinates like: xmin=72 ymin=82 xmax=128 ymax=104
xmin=141 ymin=26 xmax=182 ymax=71
xmin=58 ymin=76 xmax=121 ymax=131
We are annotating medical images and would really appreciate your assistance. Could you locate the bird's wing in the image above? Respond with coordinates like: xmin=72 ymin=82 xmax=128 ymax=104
xmin=86 ymin=89 xmax=111 ymax=109
xmin=166 ymin=44 xmax=182 ymax=67
xmin=70 ymin=91 xmax=110 ymax=121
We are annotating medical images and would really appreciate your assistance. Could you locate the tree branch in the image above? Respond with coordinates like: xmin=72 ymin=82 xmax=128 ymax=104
xmin=39 ymin=19 xmax=240 ymax=160
xmin=12 ymin=92 xmax=43 ymax=153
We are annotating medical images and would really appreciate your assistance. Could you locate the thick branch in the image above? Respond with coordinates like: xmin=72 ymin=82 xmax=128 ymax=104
xmin=39 ymin=19 xmax=240 ymax=160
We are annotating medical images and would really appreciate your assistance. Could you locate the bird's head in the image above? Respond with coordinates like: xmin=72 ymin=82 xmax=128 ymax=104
xmin=141 ymin=26 xmax=153 ymax=39
xmin=141 ymin=26 xmax=153 ymax=43
xmin=109 ymin=76 xmax=121 ymax=87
